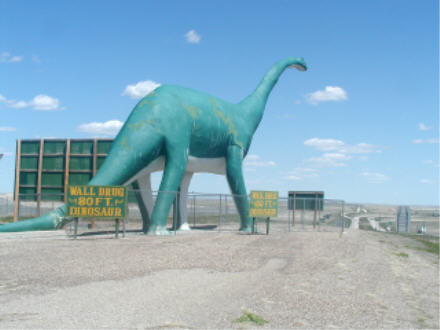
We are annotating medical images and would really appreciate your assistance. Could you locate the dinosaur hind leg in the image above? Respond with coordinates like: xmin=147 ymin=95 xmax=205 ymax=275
xmin=148 ymin=147 xmax=188 ymax=235
xmin=133 ymin=175 xmax=154 ymax=233
xmin=177 ymin=172 xmax=193 ymax=230
xmin=137 ymin=174 xmax=154 ymax=216
xmin=137 ymin=171 xmax=192 ymax=232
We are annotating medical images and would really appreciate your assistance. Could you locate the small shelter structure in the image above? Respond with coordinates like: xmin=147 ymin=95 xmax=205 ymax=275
xmin=288 ymin=191 xmax=324 ymax=228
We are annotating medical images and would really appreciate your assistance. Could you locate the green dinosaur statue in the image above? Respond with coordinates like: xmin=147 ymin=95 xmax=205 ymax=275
xmin=0 ymin=57 xmax=307 ymax=234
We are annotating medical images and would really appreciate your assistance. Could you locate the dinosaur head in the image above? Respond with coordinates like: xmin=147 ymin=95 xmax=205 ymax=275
xmin=287 ymin=57 xmax=307 ymax=71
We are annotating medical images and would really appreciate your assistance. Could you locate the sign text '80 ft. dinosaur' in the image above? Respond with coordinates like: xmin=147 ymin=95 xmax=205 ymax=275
xmin=249 ymin=190 xmax=279 ymax=217
xmin=66 ymin=185 xmax=128 ymax=218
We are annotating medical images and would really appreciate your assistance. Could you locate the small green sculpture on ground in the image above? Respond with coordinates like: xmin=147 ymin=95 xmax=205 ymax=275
xmin=0 ymin=57 xmax=307 ymax=234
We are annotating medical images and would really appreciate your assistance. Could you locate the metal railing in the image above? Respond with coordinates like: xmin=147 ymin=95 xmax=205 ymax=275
xmin=0 ymin=194 xmax=14 ymax=221
xmin=3 ymin=192 xmax=438 ymax=238
xmin=2 ymin=191 xmax=346 ymax=234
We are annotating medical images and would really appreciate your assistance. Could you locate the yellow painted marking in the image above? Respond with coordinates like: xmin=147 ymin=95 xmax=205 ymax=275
xmin=181 ymin=103 xmax=199 ymax=119
xmin=128 ymin=120 xmax=147 ymax=131
xmin=210 ymin=98 xmax=243 ymax=148
xmin=119 ymin=136 xmax=131 ymax=151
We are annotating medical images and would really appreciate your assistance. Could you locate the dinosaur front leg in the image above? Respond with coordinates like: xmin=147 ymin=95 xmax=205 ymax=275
xmin=225 ymin=145 xmax=252 ymax=232
xmin=148 ymin=148 xmax=188 ymax=235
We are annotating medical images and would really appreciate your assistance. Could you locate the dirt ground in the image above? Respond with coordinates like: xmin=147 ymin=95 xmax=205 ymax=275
xmin=0 ymin=228 xmax=438 ymax=329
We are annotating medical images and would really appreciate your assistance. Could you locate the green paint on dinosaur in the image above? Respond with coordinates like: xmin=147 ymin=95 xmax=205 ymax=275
xmin=181 ymin=103 xmax=199 ymax=119
xmin=119 ymin=136 xmax=132 ymax=151
xmin=128 ymin=120 xmax=147 ymax=131
xmin=211 ymin=101 xmax=241 ymax=149
xmin=0 ymin=57 xmax=307 ymax=234
xmin=136 ymin=91 xmax=156 ymax=108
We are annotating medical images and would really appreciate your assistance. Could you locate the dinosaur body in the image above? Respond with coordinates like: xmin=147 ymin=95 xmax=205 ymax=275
xmin=0 ymin=57 xmax=307 ymax=234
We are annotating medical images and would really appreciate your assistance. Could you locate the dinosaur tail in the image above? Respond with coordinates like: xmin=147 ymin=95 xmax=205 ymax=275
xmin=0 ymin=120 xmax=164 ymax=233
xmin=0 ymin=207 xmax=66 ymax=232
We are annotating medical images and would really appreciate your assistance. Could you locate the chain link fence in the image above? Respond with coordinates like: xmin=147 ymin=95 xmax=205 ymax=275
xmin=3 ymin=192 xmax=438 ymax=238
xmin=0 ymin=194 xmax=14 ymax=222
xmin=2 ymin=192 xmax=438 ymax=237
xmin=1 ymin=191 xmax=346 ymax=235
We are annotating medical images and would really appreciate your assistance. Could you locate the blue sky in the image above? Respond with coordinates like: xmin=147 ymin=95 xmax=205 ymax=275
xmin=0 ymin=0 xmax=438 ymax=205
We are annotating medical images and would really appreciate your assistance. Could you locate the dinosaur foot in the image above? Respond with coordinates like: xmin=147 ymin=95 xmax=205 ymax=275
xmin=178 ymin=223 xmax=191 ymax=231
xmin=239 ymin=226 xmax=253 ymax=233
xmin=145 ymin=226 xmax=172 ymax=236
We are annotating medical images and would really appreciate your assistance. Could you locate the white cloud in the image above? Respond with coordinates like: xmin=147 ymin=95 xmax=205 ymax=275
xmin=122 ymin=80 xmax=161 ymax=99
xmin=412 ymin=138 xmax=439 ymax=144
xmin=9 ymin=56 xmax=23 ymax=63
xmin=422 ymin=160 xmax=434 ymax=164
xmin=306 ymin=86 xmax=347 ymax=105
xmin=10 ymin=100 xmax=28 ymax=109
xmin=349 ymin=143 xmax=382 ymax=154
xmin=78 ymin=120 xmax=123 ymax=136
xmin=0 ymin=94 xmax=62 ymax=110
xmin=244 ymin=154 xmax=276 ymax=167
xmin=418 ymin=123 xmax=432 ymax=131
xmin=307 ymin=153 xmax=351 ymax=167
xmin=304 ymin=138 xmax=345 ymax=151
xmin=361 ymin=172 xmax=390 ymax=184
xmin=0 ymin=126 xmax=16 ymax=132
xmin=304 ymin=138 xmax=380 ymax=154
xmin=0 ymin=51 xmax=23 ymax=63
xmin=0 ymin=95 xmax=29 ymax=109
xmin=303 ymin=138 xmax=381 ymax=168
xmin=184 ymin=29 xmax=201 ymax=44
xmin=420 ymin=179 xmax=432 ymax=184
xmin=29 ymin=94 xmax=60 ymax=110
xmin=286 ymin=168 xmax=318 ymax=181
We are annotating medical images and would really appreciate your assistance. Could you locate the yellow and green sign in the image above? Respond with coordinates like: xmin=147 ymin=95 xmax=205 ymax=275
xmin=66 ymin=185 xmax=128 ymax=218
xmin=249 ymin=190 xmax=278 ymax=217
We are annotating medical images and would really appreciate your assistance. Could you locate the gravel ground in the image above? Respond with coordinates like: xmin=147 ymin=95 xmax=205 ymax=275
xmin=0 ymin=228 xmax=438 ymax=329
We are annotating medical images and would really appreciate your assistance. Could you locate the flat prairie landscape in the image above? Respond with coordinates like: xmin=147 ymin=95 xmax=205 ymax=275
xmin=0 ymin=227 xmax=438 ymax=329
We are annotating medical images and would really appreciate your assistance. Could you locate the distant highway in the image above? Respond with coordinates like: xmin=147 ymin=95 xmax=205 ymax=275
xmin=347 ymin=207 xmax=385 ymax=232
xmin=350 ymin=216 xmax=359 ymax=229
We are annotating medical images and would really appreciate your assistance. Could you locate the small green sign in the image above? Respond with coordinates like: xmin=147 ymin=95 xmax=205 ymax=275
xmin=249 ymin=190 xmax=278 ymax=217
xmin=66 ymin=185 xmax=128 ymax=218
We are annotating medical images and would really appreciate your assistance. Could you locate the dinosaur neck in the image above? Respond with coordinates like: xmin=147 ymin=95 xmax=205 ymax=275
xmin=239 ymin=58 xmax=303 ymax=132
